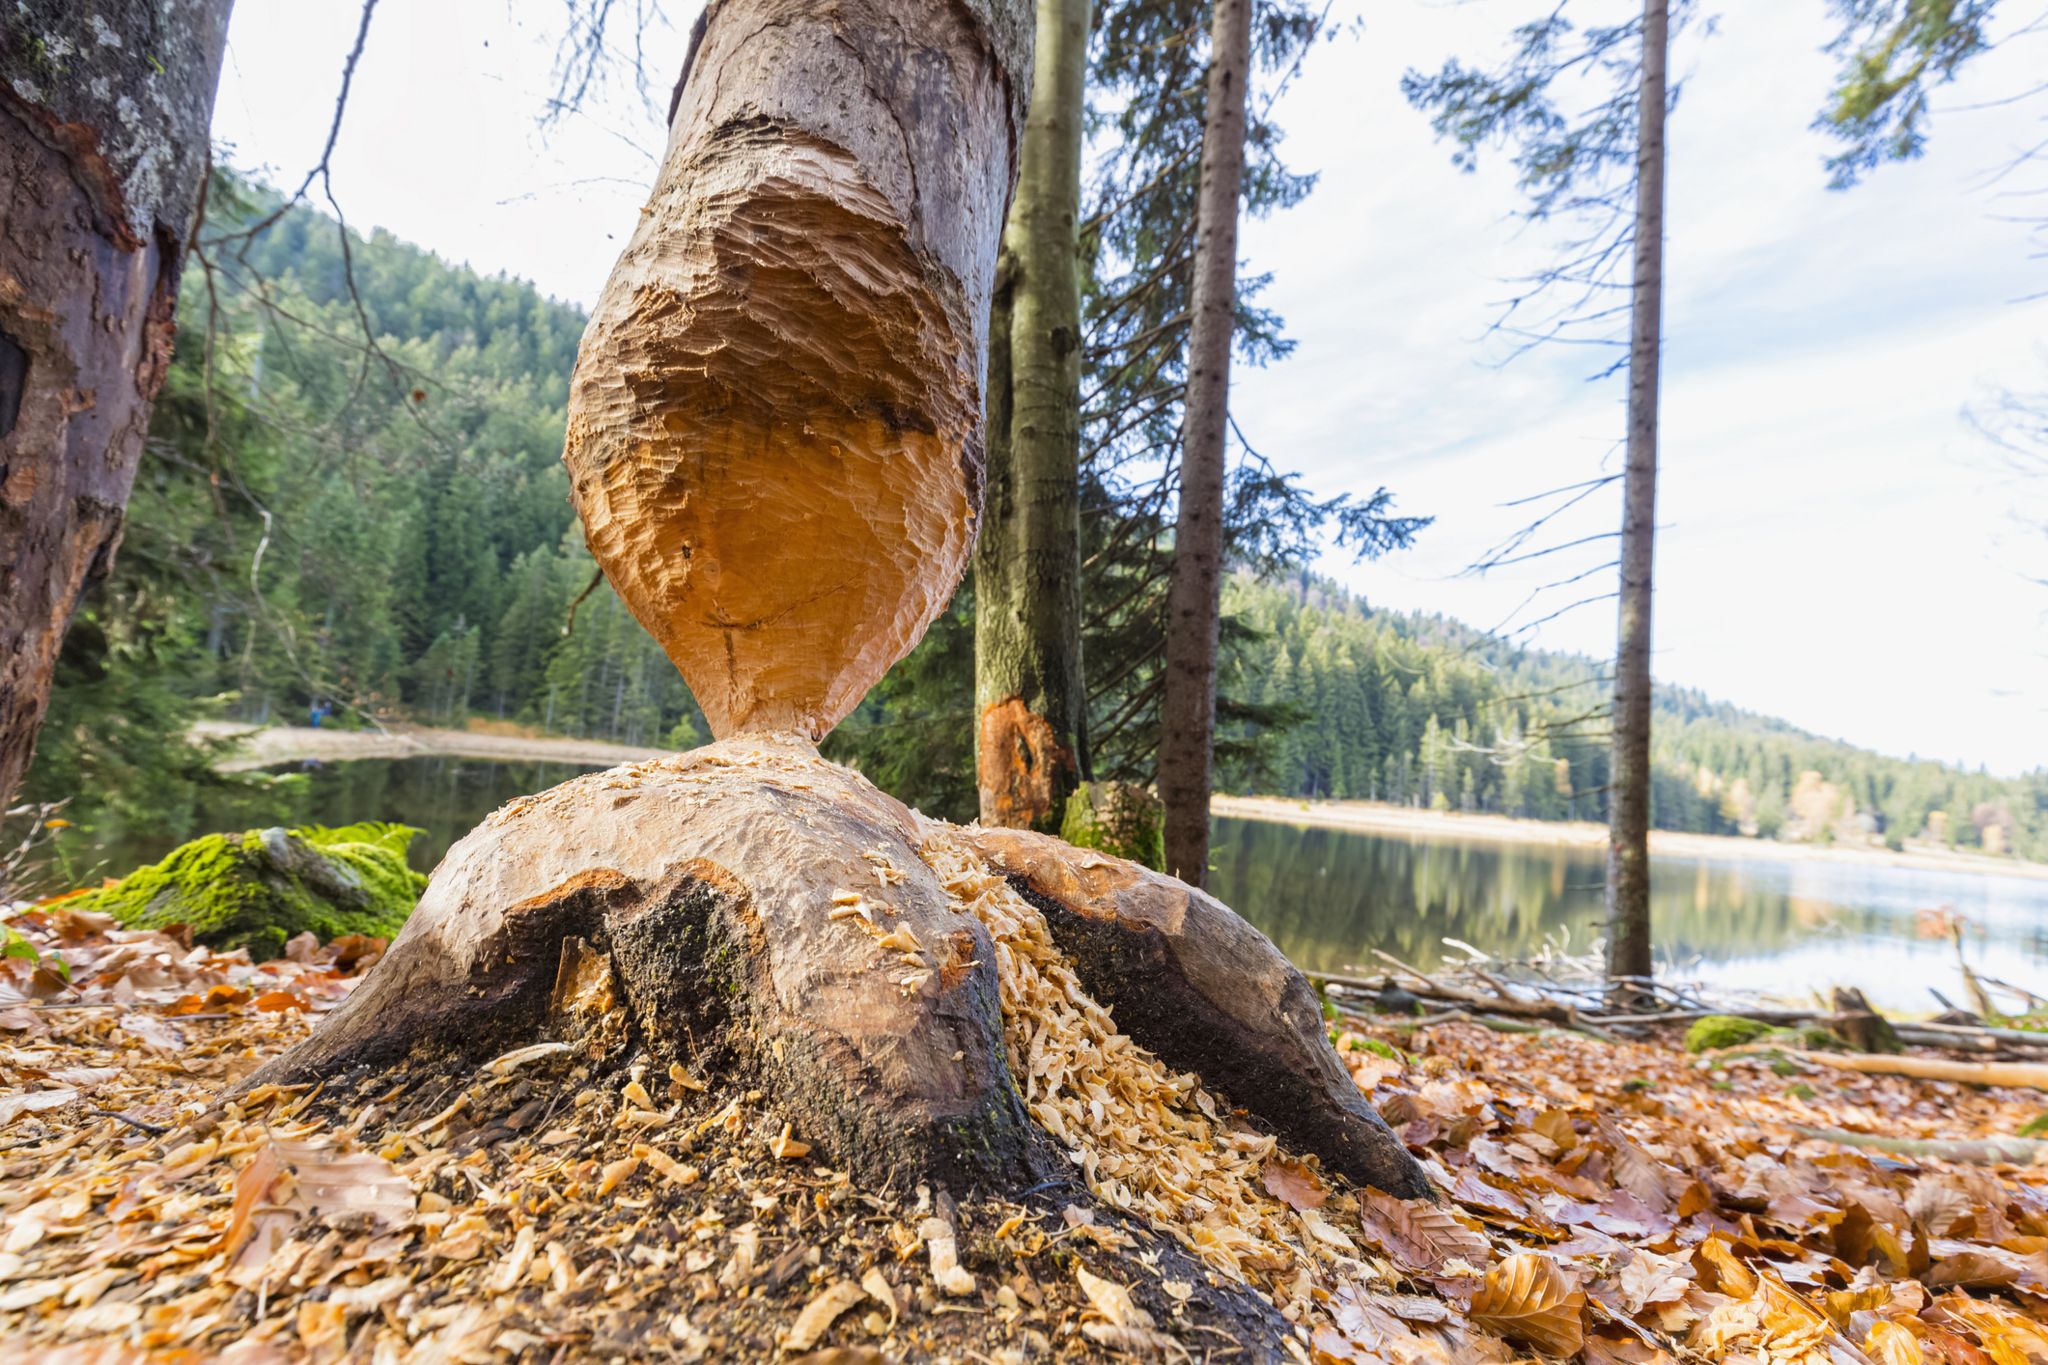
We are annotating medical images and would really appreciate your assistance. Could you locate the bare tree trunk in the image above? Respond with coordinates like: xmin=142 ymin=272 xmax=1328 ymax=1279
xmin=1605 ymin=0 xmax=1668 ymax=994
xmin=0 ymin=0 xmax=235 ymax=806
xmin=1158 ymin=0 xmax=1252 ymax=888
xmin=973 ymin=0 xmax=1092 ymax=831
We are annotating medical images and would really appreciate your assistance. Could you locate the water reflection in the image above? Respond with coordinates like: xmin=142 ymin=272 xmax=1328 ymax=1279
xmin=67 ymin=761 xmax=2048 ymax=1014
xmin=1208 ymin=816 xmax=2048 ymax=1011
xmin=84 ymin=757 xmax=605 ymax=879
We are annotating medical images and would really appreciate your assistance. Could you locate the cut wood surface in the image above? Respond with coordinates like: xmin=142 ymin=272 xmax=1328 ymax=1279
xmin=1795 ymin=1050 xmax=2048 ymax=1092
xmin=564 ymin=0 xmax=1030 ymax=743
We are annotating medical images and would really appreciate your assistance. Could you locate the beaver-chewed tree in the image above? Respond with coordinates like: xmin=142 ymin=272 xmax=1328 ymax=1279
xmin=249 ymin=0 xmax=1427 ymax=1238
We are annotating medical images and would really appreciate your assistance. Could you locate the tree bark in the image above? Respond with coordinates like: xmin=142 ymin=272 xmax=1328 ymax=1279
xmin=973 ymin=0 xmax=1092 ymax=831
xmin=1604 ymin=0 xmax=1667 ymax=995
xmin=1158 ymin=0 xmax=1252 ymax=888
xmin=0 ymin=0 xmax=235 ymax=806
xmin=564 ymin=0 xmax=1031 ymax=744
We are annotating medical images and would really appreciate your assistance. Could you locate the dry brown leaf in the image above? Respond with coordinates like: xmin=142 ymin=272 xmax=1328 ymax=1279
xmin=0 ymin=1088 xmax=77 ymax=1126
xmin=1359 ymin=1189 xmax=1491 ymax=1272
xmin=1470 ymin=1252 xmax=1586 ymax=1357
xmin=1262 ymin=1153 xmax=1329 ymax=1211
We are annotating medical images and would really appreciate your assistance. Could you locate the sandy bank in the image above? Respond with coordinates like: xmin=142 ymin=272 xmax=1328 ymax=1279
xmin=193 ymin=720 xmax=668 ymax=772
xmin=1211 ymin=794 xmax=2048 ymax=883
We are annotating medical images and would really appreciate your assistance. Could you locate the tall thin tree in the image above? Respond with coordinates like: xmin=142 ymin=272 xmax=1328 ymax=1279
xmin=1608 ymin=0 xmax=1669 ymax=990
xmin=1405 ymin=0 xmax=1688 ymax=994
xmin=974 ymin=0 xmax=1094 ymax=831
xmin=1159 ymin=0 xmax=1254 ymax=887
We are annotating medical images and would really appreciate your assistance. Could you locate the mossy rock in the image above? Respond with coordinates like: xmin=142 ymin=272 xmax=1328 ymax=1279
xmin=74 ymin=822 xmax=428 ymax=959
xmin=1683 ymin=1015 xmax=1774 ymax=1053
xmin=1060 ymin=781 xmax=1165 ymax=871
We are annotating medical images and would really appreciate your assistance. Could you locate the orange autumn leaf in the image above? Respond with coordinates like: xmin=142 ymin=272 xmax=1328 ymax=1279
xmin=1261 ymin=1154 xmax=1328 ymax=1211
xmin=1864 ymin=1319 xmax=1929 ymax=1365
xmin=1470 ymin=1251 xmax=1585 ymax=1357
xmin=252 ymin=991 xmax=309 ymax=1013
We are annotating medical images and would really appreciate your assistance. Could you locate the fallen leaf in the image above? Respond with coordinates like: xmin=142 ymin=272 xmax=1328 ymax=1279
xmin=1864 ymin=1319 xmax=1928 ymax=1365
xmin=1470 ymin=1252 xmax=1586 ymax=1357
xmin=1262 ymin=1153 xmax=1329 ymax=1211
xmin=1359 ymin=1189 xmax=1491 ymax=1272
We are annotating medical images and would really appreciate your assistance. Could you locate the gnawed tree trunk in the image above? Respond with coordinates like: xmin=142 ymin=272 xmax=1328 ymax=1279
xmin=1158 ymin=0 xmax=1252 ymax=888
xmin=563 ymin=0 xmax=1031 ymax=744
xmin=0 ymin=0 xmax=235 ymax=807
xmin=972 ymin=0 xmax=1091 ymax=832
xmin=1605 ymin=0 xmax=1668 ymax=997
xmin=255 ymin=0 xmax=1429 ymax=1338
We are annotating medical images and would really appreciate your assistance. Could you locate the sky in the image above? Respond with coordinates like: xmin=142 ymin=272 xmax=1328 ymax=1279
xmin=208 ymin=0 xmax=2048 ymax=773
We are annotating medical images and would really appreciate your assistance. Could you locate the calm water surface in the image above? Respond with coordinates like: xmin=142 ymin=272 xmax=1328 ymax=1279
xmin=81 ymin=758 xmax=2048 ymax=1012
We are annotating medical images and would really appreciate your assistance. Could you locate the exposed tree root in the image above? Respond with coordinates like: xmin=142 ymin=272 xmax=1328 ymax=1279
xmin=243 ymin=735 xmax=1430 ymax=1332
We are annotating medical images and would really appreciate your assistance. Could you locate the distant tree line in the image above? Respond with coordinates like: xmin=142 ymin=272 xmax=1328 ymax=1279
xmin=1216 ymin=572 xmax=2048 ymax=860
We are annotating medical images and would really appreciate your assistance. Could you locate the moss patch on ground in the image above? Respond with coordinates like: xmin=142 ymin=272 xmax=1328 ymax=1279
xmin=1683 ymin=1014 xmax=1775 ymax=1053
xmin=73 ymin=822 xmax=427 ymax=958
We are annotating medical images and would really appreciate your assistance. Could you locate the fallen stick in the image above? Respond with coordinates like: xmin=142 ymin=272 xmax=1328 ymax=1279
xmin=1785 ymin=1124 xmax=2048 ymax=1166
xmin=1367 ymin=950 xmax=1579 ymax=1024
xmin=1908 ymin=1019 xmax=2048 ymax=1048
xmin=1793 ymin=1050 xmax=2048 ymax=1092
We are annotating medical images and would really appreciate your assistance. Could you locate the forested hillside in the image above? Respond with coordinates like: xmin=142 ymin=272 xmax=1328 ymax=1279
xmin=25 ymin=184 xmax=709 ymax=833
xmin=1219 ymin=573 xmax=2048 ymax=859
xmin=30 ymin=186 xmax=2045 ymax=862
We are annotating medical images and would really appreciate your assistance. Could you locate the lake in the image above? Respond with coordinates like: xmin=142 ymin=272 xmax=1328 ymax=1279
xmin=71 ymin=756 xmax=2048 ymax=1013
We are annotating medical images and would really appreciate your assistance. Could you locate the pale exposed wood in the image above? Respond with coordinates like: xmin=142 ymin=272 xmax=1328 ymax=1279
xmin=966 ymin=826 xmax=1432 ymax=1198
xmin=1787 ymin=1125 xmax=2048 ymax=1166
xmin=1796 ymin=1050 xmax=2048 ymax=1092
xmin=564 ymin=0 xmax=1029 ymax=742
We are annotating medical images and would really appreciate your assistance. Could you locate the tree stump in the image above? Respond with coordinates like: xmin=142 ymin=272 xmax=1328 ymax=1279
xmin=250 ymin=0 xmax=1430 ymax=1339
xmin=248 ymin=735 xmax=1427 ymax=1203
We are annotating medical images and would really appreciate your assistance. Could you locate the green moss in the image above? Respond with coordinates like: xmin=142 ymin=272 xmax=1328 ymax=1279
xmin=1684 ymin=1015 xmax=1775 ymax=1053
xmin=1786 ymin=1083 xmax=1817 ymax=1101
xmin=1060 ymin=782 xmax=1165 ymax=871
xmin=1767 ymin=1024 xmax=1849 ymax=1052
xmin=74 ymin=821 xmax=427 ymax=959
xmin=2018 ymin=1111 xmax=2048 ymax=1139
xmin=1354 ymin=1037 xmax=1405 ymax=1063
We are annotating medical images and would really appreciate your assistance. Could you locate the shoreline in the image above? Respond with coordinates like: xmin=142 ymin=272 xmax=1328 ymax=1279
xmin=1212 ymin=794 xmax=2048 ymax=883
xmin=193 ymin=721 xmax=668 ymax=772
xmin=196 ymin=724 xmax=2048 ymax=883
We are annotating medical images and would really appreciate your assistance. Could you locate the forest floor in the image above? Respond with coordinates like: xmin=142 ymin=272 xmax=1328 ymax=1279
xmin=191 ymin=722 xmax=668 ymax=774
xmin=5 ymin=910 xmax=2048 ymax=1363
xmin=1214 ymin=795 xmax=2048 ymax=881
